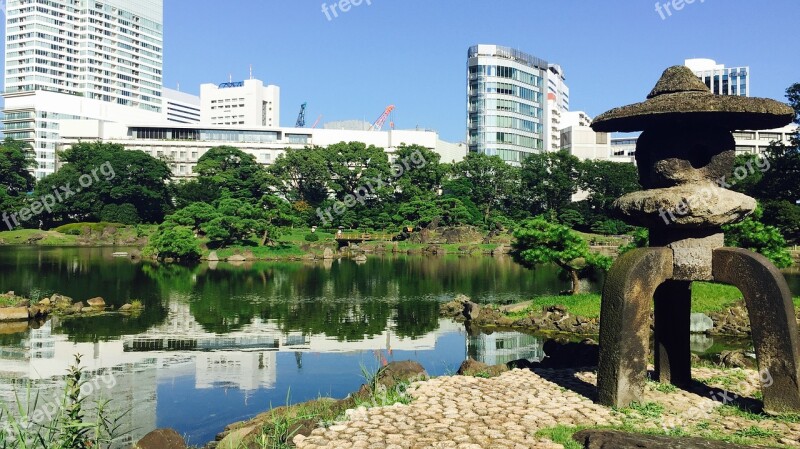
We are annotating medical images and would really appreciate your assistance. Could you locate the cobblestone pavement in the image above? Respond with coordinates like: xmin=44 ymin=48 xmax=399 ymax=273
xmin=294 ymin=367 xmax=800 ymax=449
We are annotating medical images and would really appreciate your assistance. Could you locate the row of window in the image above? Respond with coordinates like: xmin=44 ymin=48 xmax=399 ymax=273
xmin=471 ymin=82 xmax=543 ymax=102
xmin=470 ymin=132 xmax=544 ymax=149
xmin=468 ymin=114 xmax=543 ymax=134
xmin=469 ymin=65 xmax=543 ymax=87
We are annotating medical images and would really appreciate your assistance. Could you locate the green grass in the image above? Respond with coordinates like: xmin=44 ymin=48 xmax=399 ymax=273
xmin=0 ymin=229 xmax=79 ymax=245
xmin=535 ymin=425 xmax=585 ymax=449
xmin=501 ymin=281 xmax=800 ymax=320
xmin=0 ymin=294 xmax=20 ymax=307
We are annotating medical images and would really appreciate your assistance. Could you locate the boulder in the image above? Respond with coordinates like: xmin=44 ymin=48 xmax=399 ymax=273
xmin=119 ymin=304 xmax=133 ymax=312
xmin=718 ymin=349 xmax=754 ymax=369
xmin=227 ymin=254 xmax=246 ymax=262
xmin=207 ymin=251 xmax=220 ymax=261
xmin=217 ymin=425 xmax=261 ymax=449
xmin=133 ymin=428 xmax=187 ymax=449
xmin=0 ymin=307 xmax=31 ymax=321
xmin=457 ymin=358 xmax=508 ymax=377
xmin=81 ymin=307 xmax=94 ymax=313
xmin=353 ymin=253 xmax=367 ymax=262
xmin=38 ymin=297 xmax=51 ymax=306
xmin=70 ymin=302 xmax=84 ymax=314
xmin=322 ymin=248 xmax=334 ymax=260
xmin=362 ymin=361 xmax=428 ymax=393
xmin=27 ymin=305 xmax=47 ymax=319
xmin=462 ymin=300 xmax=480 ymax=321
xmin=87 ymin=297 xmax=105 ymax=308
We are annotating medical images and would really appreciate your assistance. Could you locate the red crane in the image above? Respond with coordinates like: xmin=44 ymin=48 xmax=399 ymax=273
xmin=369 ymin=105 xmax=395 ymax=131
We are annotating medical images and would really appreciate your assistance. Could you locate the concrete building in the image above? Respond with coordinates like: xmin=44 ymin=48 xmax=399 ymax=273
xmin=731 ymin=124 xmax=798 ymax=155
xmin=2 ymin=0 xmax=166 ymax=178
xmin=200 ymin=79 xmax=280 ymax=127
xmin=560 ymin=124 xmax=611 ymax=161
xmin=59 ymin=120 xmax=465 ymax=179
xmin=163 ymin=88 xmax=201 ymax=124
xmin=546 ymin=64 xmax=570 ymax=151
xmin=609 ymin=137 xmax=637 ymax=163
xmin=685 ymin=58 xmax=749 ymax=97
xmin=467 ymin=44 xmax=549 ymax=164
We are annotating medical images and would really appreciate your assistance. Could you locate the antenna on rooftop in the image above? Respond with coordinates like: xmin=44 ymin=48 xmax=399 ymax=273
xmin=249 ymin=65 xmax=253 ymax=80
xmin=176 ymin=82 xmax=180 ymax=92
xmin=229 ymin=73 xmax=233 ymax=83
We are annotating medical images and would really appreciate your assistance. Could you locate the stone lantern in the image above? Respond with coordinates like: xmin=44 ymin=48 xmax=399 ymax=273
xmin=591 ymin=66 xmax=799 ymax=413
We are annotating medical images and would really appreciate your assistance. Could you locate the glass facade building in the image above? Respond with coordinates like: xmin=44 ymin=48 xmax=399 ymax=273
xmin=685 ymin=58 xmax=749 ymax=97
xmin=467 ymin=45 xmax=548 ymax=164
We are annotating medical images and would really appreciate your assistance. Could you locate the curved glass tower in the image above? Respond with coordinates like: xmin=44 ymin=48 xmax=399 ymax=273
xmin=467 ymin=45 xmax=548 ymax=164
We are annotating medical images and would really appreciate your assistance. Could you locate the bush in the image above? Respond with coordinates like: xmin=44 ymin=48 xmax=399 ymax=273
xmin=304 ymin=233 xmax=320 ymax=242
xmin=100 ymin=203 xmax=140 ymax=225
xmin=53 ymin=222 xmax=123 ymax=235
xmin=145 ymin=226 xmax=201 ymax=260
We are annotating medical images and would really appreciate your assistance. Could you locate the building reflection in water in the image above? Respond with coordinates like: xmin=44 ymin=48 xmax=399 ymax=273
xmin=467 ymin=331 xmax=544 ymax=366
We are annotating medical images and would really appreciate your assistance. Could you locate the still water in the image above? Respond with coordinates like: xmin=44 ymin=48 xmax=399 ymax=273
xmin=0 ymin=247 xmax=578 ymax=446
xmin=0 ymin=247 xmax=796 ymax=446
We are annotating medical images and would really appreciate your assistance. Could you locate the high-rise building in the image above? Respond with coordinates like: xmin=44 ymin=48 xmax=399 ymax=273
xmin=546 ymin=64 xmax=569 ymax=151
xmin=467 ymin=44 xmax=551 ymax=164
xmin=2 ymin=0 xmax=166 ymax=178
xmin=200 ymin=79 xmax=280 ymax=127
xmin=685 ymin=58 xmax=750 ymax=97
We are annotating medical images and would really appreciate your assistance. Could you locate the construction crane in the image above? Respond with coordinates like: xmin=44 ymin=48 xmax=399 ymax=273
xmin=311 ymin=114 xmax=323 ymax=129
xmin=296 ymin=102 xmax=307 ymax=127
xmin=369 ymin=105 xmax=395 ymax=131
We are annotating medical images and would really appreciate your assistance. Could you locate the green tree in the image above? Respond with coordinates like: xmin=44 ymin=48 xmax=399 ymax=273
xmin=163 ymin=202 xmax=219 ymax=233
xmin=395 ymin=198 xmax=473 ymax=229
xmin=520 ymin=150 xmax=581 ymax=219
xmin=451 ymin=153 xmax=516 ymax=223
xmin=195 ymin=146 xmax=268 ymax=201
xmin=267 ymin=147 xmax=330 ymax=206
xmin=762 ymin=200 xmax=800 ymax=244
xmin=171 ymin=179 xmax=217 ymax=209
xmin=323 ymin=141 xmax=392 ymax=201
xmin=99 ymin=203 xmax=140 ymax=224
xmin=724 ymin=206 xmax=794 ymax=268
xmin=392 ymin=144 xmax=448 ymax=202
xmin=579 ymin=160 xmax=640 ymax=211
xmin=0 ymin=138 xmax=36 ymax=222
xmin=35 ymin=142 xmax=172 ymax=226
xmin=146 ymin=226 xmax=202 ymax=260
xmin=512 ymin=217 xmax=612 ymax=294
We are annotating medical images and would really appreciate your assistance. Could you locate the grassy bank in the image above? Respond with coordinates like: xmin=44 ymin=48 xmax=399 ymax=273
xmin=0 ymin=223 xmax=155 ymax=246
xmin=503 ymin=282 xmax=800 ymax=319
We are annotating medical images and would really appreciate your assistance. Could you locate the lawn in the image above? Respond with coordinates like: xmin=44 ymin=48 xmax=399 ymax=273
xmin=0 ymin=229 xmax=79 ymax=245
xmin=512 ymin=282 xmax=800 ymax=319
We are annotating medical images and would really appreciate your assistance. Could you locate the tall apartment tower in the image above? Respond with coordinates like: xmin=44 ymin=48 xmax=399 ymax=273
xmin=2 ymin=0 xmax=166 ymax=178
xmin=546 ymin=64 xmax=569 ymax=151
xmin=467 ymin=44 xmax=551 ymax=164
xmin=684 ymin=58 xmax=750 ymax=97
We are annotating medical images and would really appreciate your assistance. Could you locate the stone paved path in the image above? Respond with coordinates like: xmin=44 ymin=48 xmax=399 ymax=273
xmin=294 ymin=367 xmax=800 ymax=449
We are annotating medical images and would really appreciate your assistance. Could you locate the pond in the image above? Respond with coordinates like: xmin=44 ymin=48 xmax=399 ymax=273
xmin=0 ymin=247 xmax=796 ymax=446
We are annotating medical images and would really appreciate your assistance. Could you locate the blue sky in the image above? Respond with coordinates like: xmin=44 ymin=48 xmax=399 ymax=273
xmin=5 ymin=1 xmax=800 ymax=142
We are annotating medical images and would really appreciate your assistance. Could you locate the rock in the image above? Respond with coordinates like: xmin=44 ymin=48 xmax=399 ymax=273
xmin=87 ymin=297 xmax=105 ymax=308
xmin=227 ymin=254 xmax=246 ymax=262
xmin=353 ymin=253 xmax=367 ymax=262
xmin=0 ymin=307 xmax=31 ymax=321
xmin=207 ymin=251 xmax=220 ymax=261
xmin=27 ymin=305 xmax=47 ymax=319
xmin=119 ymin=304 xmax=133 ymax=312
xmin=457 ymin=358 xmax=508 ymax=377
xmin=718 ymin=349 xmax=754 ymax=369
xmin=70 ymin=302 xmax=84 ymax=314
xmin=242 ymin=250 xmax=256 ymax=261
xmin=38 ymin=298 xmax=51 ymax=306
xmin=133 ymin=428 xmax=187 ymax=449
xmin=322 ymin=248 xmax=334 ymax=259
xmin=573 ymin=429 xmax=762 ymax=449
xmin=462 ymin=300 xmax=480 ymax=321
xmin=81 ymin=307 xmax=94 ymax=313
xmin=366 ymin=361 xmax=428 ymax=392
xmin=689 ymin=312 xmax=713 ymax=333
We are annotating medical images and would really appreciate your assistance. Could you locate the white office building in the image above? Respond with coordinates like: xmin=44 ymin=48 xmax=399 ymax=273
xmin=2 ymin=0 xmax=166 ymax=178
xmin=200 ymin=79 xmax=280 ymax=127
xmin=546 ymin=64 xmax=570 ymax=151
xmin=685 ymin=58 xmax=749 ymax=97
xmin=467 ymin=44 xmax=550 ymax=164
xmin=163 ymin=88 xmax=201 ymax=124
xmin=59 ymin=120 xmax=465 ymax=179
